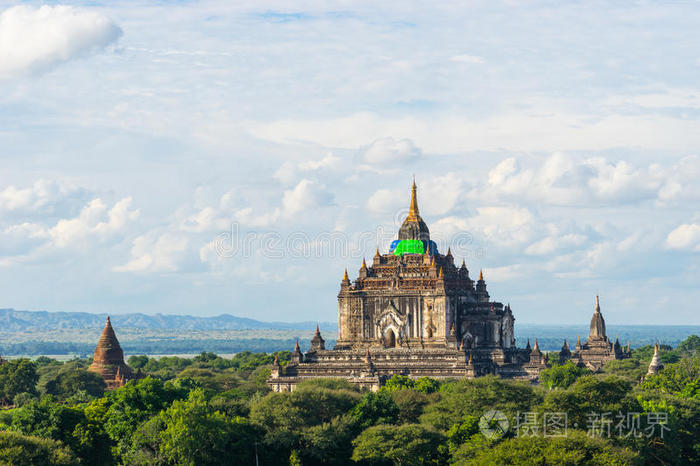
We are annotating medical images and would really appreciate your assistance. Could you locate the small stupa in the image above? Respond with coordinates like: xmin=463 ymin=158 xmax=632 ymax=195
xmin=88 ymin=316 xmax=137 ymax=389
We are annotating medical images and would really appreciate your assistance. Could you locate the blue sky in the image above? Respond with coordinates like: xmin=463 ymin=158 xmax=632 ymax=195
xmin=0 ymin=1 xmax=698 ymax=325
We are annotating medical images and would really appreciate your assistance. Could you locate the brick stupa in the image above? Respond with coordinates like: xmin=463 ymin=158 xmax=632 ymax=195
xmin=88 ymin=316 xmax=137 ymax=389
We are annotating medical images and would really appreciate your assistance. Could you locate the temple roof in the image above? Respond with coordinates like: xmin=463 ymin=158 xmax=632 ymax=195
xmin=589 ymin=295 xmax=606 ymax=341
xmin=398 ymin=181 xmax=430 ymax=242
xmin=92 ymin=316 xmax=125 ymax=365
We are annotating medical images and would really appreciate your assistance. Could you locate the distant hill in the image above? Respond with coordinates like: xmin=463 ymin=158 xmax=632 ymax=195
xmin=0 ymin=308 xmax=337 ymax=332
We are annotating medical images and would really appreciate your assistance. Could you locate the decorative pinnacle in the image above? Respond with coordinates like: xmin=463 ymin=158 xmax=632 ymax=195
xmin=468 ymin=351 xmax=473 ymax=364
xmin=526 ymin=338 xmax=531 ymax=349
xmin=406 ymin=179 xmax=420 ymax=221
xmin=106 ymin=316 xmax=111 ymax=325
xmin=375 ymin=247 xmax=380 ymax=257
xmin=534 ymin=339 xmax=540 ymax=351
xmin=447 ymin=247 xmax=452 ymax=256
xmin=595 ymin=295 xmax=601 ymax=313
xmin=438 ymin=267 xmax=443 ymax=279
xmin=430 ymin=256 xmax=435 ymax=266
xmin=361 ymin=257 xmax=367 ymax=269
xmin=461 ymin=259 xmax=466 ymax=268
xmin=343 ymin=268 xmax=349 ymax=281
xmin=450 ymin=322 xmax=456 ymax=336
xmin=294 ymin=339 xmax=301 ymax=352
xmin=478 ymin=269 xmax=484 ymax=281
xmin=315 ymin=324 xmax=320 ymax=335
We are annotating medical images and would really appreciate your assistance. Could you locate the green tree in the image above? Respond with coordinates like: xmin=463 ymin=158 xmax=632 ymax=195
xmin=413 ymin=377 xmax=440 ymax=394
xmin=349 ymin=390 xmax=399 ymax=430
xmin=0 ymin=359 xmax=38 ymax=405
xmin=10 ymin=397 xmax=111 ymax=465
xmin=0 ymin=430 xmax=78 ymax=466
xmin=384 ymin=374 xmax=414 ymax=392
xmin=420 ymin=376 xmax=540 ymax=431
xmin=158 ymin=388 xmax=261 ymax=466
xmin=95 ymin=377 xmax=189 ymax=460
xmin=454 ymin=430 xmax=639 ymax=465
xmin=678 ymin=335 xmax=700 ymax=356
xmin=391 ymin=389 xmax=430 ymax=424
xmin=41 ymin=366 xmax=106 ymax=399
xmin=539 ymin=361 xmax=590 ymax=389
xmin=351 ymin=424 xmax=447 ymax=465
xmin=640 ymin=356 xmax=700 ymax=398
xmin=540 ymin=375 xmax=638 ymax=430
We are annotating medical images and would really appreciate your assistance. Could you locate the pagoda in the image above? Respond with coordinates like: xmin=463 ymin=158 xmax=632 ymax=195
xmin=269 ymin=181 xmax=541 ymax=391
xmin=559 ymin=296 xmax=631 ymax=370
xmin=88 ymin=316 xmax=139 ymax=389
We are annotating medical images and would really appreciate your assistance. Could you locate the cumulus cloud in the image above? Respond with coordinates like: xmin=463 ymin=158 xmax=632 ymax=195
xmin=666 ymin=224 xmax=700 ymax=251
xmin=48 ymin=197 xmax=139 ymax=247
xmin=281 ymin=179 xmax=334 ymax=216
xmin=0 ymin=5 xmax=122 ymax=78
xmin=0 ymin=179 xmax=90 ymax=218
xmin=115 ymin=232 xmax=189 ymax=273
xmin=483 ymin=153 xmax=689 ymax=206
xmin=361 ymin=137 xmax=421 ymax=164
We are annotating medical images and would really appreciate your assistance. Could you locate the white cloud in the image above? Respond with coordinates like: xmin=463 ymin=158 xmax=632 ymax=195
xmin=48 ymin=197 xmax=139 ymax=247
xmin=362 ymin=137 xmax=421 ymax=164
xmin=248 ymin=112 xmax=700 ymax=154
xmin=666 ymin=224 xmax=700 ymax=251
xmin=0 ymin=179 xmax=89 ymax=217
xmin=281 ymin=179 xmax=333 ymax=216
xmin=115 ymin=232 xmax=189 ymax=273
xmin=483 ymin=153 xmax=690 ymax=206
xmin=0 ymin=5 xmax=121 ymax=78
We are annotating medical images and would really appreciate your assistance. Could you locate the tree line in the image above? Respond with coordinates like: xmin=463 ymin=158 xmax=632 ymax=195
xmin=0 ymin=337 xmax=697 ymax=465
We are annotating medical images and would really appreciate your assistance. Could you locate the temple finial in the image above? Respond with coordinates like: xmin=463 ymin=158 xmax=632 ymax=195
xmin=294 ymin=339 xmax=301 ymax=352
xmin=343 ymin=268 xmax=349 ymax=280
xmin=478 ymin=269 xmax=484 ymax=281
xmin=361 ymin=257 xmax=367 ymax=269
xmin=438 ymin=267 xmax=443 ymax=279
xmin=407 ymin=179 xmax=420 ymax=221
xmin=461 ymin=259 xmax=466 ymax=268
xmin=595 ymin=295 xmax=600 ymax=313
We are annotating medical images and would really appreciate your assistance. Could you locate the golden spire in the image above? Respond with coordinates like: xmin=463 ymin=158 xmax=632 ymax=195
xmin=438 ymin=267 xmax=443 ymax=279
xmin=478 ymin=269 xmax=484 ymax=281
xmin=343 ymin=268 xmax=349 ymax=281
xmin=461 ymin=259 xmax=466 ymax=268
xmin=468 ymin=351 xmax=473 ymax=364
xmin=361 ymin=257 xmax=367 ymax=269
xmin=406 ymin=179 xmax=420 ymax=221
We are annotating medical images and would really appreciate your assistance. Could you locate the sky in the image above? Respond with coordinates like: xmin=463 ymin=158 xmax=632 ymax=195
xmin=0 ymin=1 xmax=699 ymax=325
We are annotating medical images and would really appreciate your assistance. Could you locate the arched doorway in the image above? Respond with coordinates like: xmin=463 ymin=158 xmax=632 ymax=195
xmin=384 ymin=329 xmax=396 ymax=348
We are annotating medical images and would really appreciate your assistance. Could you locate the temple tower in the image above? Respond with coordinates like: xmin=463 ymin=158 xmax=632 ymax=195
xmin=647 ymin=343 xmax=663 ymax=376
xmin=88 ymin=316 xmax=135 ymax=389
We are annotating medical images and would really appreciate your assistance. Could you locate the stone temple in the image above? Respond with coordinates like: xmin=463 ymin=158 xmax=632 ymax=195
xmin=88 ymin=316 xmax=141 ymax=389
xmin=269 ymin=182 xmax=547 ymax=391
xmin=558 ymin=296 xmax=631 ymax=371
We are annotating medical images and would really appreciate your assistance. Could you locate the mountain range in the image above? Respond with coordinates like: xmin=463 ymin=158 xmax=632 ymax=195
xmin=0 ymin=308 xmax=337 ymax=332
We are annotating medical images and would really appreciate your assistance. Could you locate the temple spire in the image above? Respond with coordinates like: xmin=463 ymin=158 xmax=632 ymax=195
xmin=407 ymin=178 xmax=420 ymax=221
xmin=478 ymin=270 xmax=484 ymax=281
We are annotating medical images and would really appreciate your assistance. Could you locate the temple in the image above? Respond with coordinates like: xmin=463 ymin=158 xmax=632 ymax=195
xmin=88 ymin=316 xmax=141 ymax=389
xmin=269 ymin=182 xmax=545 ymax=391
xmin=559 ymin=296 xmax=631 ymax=370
